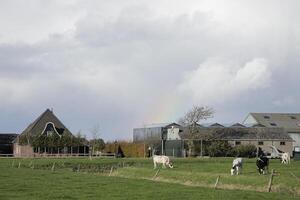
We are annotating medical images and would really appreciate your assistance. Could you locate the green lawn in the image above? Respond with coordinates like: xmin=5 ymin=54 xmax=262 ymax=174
xmin=0 ymin=157 xmax=299 ymax=200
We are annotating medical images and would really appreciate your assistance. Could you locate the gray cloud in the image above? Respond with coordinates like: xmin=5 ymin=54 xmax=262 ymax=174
xmin=0 ymin=0 xmax=300 ymax=140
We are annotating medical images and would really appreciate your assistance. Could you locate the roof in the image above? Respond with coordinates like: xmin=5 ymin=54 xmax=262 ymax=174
xmin=230 ymin=123 xmax=245 ymax=128
xmin=18 ymin=109 xmax=73 ymax=138
xmin=0 ymin=133 xmax=18 ymax=144
xmin=136 ymin=122 xmax=181 ymax=129
xmin=180 ymin=126 xmax=293 ymax=141
xmin=209 ymin=123 xmax=224 ymax=128
xmin=246 ymin=113 xmax=300 ymax=132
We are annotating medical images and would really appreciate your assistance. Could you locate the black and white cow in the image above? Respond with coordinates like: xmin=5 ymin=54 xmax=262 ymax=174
xmin=231 ymin=158 xmax=243 ymax=175
xmin=256 ymin=156 xmax=269 ymax=174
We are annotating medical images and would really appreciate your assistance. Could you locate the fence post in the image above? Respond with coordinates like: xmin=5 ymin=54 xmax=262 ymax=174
xmin=51 ymin=162 xmax=55 ymax=171
xmin=29 ymin=161 xmax=32 ymax=168
xmin=109 ymin=166 xmax=114 ymax=176
xmin=214 ymin=175 xmax=220 ymax=189
xmin=153 ymin=169 xmax=160 ymax=180
xmin=267 ymin=169 xmax=275 ymax=192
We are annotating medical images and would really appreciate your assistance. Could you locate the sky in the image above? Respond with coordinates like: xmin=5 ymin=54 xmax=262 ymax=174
xmin=0 ymin=0 xmax=300 ymax=141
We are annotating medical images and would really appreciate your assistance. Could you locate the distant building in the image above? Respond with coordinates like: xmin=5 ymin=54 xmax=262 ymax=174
xmin=133 ymin=122 xmax=294 ymax=157
xmin=181 ymin=126 xmax=293 ymax=156
xmin=243 ymin=113 xmax=300 ymax=149
xmin=0 ymin=133 xmax=18 ymax=156
xmin=14 ymin=109 xmax=88 ymax=157
xmin=133 ymin=123 xmax=183 ymax=156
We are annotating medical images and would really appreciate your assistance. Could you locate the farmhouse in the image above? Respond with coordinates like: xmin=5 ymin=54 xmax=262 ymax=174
xmin=14 ymin=109 xmax=89 ymax=157
xmin=243 ymin=113 xmax=300 ymax=149
xmin=0 ymin=133 xmax=18 ymax=156
xmin=133 ymin=122 xmax=294 ymax=157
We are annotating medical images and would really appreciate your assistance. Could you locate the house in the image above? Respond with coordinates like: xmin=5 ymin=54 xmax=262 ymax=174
xmin=0 ymin=133 xmax=18 ymax=156
xmin=243 ymin=113 xmax=300 ymax=149
xmin=14 ymin=109 xmax=88 ymax=157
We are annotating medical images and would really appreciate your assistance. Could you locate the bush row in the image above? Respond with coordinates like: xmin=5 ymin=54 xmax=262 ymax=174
xmin=205 ymin=141 xmax=257 ymax=157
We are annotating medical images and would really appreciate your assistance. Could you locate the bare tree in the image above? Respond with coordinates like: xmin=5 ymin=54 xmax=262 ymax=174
xmin=178 ymin=106 xmax=214 ymax=157
xmin=178 ymin=106 xmax=214 ymax=126
xmin=90 ymin=124 xmax=101 ymax=156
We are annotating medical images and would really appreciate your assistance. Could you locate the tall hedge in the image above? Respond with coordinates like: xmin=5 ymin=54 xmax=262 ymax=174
xmin=104 ymin=141 xmax=146 ymax=157
xmin=207 ymin=141 xmax=233 ymax=157
xmin=231 ymin=144 xmax=257 ymax=158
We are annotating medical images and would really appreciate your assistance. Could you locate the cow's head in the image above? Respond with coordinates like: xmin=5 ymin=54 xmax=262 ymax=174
xmin=231 ymin=168 xmax=235 ymax=175
xmin=168 ymin=162 xmax=174 ymax=168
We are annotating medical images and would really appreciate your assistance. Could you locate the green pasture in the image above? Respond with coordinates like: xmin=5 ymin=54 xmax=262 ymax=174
xmin=0 ymin=157 xmax=299 ymax=199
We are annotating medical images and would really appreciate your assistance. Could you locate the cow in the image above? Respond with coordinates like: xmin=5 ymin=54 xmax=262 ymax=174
xmin=281 ymin=152 xmax=290 ymax=164
xmin=231 ymin=158 xmax=243 ymax=175
xmin=256 ymin=156 xmax=269 ymax=174
xmin=153 ymin=155 xmax=173 ymax=169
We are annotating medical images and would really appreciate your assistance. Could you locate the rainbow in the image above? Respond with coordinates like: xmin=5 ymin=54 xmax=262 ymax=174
xmin=144 ymin=93 xmax=185 ymax=124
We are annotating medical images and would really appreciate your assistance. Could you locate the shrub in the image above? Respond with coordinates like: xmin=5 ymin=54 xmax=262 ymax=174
xmin=207 ymin=141 xmax=233 ymax=157
xmin=232 ymin=144 xmax=257 ymax=158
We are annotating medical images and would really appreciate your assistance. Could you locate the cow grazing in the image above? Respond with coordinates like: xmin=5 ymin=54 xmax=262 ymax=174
xmin=281 ymin=152 xmax=290 ymax=164
xmin=231 ymin=158 xmax=243 ymax=175
xmin=153 ymin=155 xmax=173 ymax=169
xmin=256 ymin=156 xmax=269 ymax=174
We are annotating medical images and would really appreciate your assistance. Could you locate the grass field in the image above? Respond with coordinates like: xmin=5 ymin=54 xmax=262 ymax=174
xmin=0 ymin=157 xmax=299 ymax=199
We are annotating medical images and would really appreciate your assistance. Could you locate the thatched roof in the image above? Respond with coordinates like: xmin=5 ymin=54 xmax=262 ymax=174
xmin=18 ymin=109 xmax=73 ymax=137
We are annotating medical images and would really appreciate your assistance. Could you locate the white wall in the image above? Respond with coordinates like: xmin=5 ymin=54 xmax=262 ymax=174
xmin=288 ymin=133 xmax=300 ymax=148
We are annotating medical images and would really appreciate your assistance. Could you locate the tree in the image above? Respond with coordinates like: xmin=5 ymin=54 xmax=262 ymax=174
xmin=178 ymin=106 xmax=214 ymax=126
xmin=89 ymin=138 xmax=105 ymax=152
xmin=178 ymin=105 xmax=214 ymax=157
xmin=90 ymin=124 xmax=101 ymax=155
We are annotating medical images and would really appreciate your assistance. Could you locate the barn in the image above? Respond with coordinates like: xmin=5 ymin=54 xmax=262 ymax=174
xmin=0 ymin=133 xmax=18 ymax=156
xmin=133 ymin=122 xmax=294 ymax=157
xmin=243 ymin=113 xmax=300 ymax=150
xmin=133 ymin=123 xmax=183 ymax=156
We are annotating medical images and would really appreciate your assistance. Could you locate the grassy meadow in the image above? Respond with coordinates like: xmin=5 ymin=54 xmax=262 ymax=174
xmin=0 ymin=157 xmax=299 ymax=199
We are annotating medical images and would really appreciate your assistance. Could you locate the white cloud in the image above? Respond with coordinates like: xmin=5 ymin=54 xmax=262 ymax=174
xmin=178 ymin=58 xmax=271 ymax=104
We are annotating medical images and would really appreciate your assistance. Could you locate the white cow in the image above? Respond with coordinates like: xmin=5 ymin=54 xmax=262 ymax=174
xmin=153 ymin=155 xmax=173 ymax=169
xmin=281 ymin=152 xmax=290 ymax=164
xmin=231 ymin=158 xmax=243 ymax=175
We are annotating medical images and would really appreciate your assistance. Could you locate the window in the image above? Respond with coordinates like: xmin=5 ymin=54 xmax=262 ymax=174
xmin=280 ymin=142 xmax=285 ymax=145
xmin=46 ymin=131 xmax=54 ymax=136
xmin=235 ymin=141 xmax=241 ymax=145
xmin=270 ymin=123 xmax=277 ymax=126
xmin=264 ymin=116 xmax=270 ymax=119
xmin=258 ymin=141 xmax=264 ymax=145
